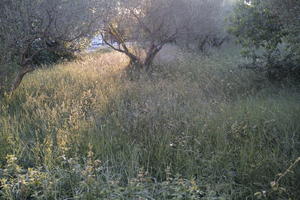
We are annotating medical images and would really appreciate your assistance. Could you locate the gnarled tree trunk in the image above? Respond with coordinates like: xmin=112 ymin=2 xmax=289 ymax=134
xmin=144 ymin=44 xmax=163 ymax=71
xmin=10 ymin=65 xmax=34 ymax=92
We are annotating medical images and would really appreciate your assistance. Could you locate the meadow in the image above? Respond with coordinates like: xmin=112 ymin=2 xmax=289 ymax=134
xmin=0 ymin=46 xmax=299 ymax=199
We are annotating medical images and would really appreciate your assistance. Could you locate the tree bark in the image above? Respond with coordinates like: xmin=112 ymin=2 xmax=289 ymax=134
xmin=198 ymin=36 xmax=208 ymax=52
xmin=144 ymin=45 xmax=163 ymax=71
xmin=10 ymin=65 xmax=34 ymax=92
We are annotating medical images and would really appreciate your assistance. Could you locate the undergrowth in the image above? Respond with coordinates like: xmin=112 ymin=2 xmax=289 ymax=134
xmin=0 ymin=48 xmax=299 ymax=199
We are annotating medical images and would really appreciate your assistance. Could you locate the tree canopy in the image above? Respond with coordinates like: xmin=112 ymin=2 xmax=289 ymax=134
xmin=0 ymin=0 xmax=107 ymax=91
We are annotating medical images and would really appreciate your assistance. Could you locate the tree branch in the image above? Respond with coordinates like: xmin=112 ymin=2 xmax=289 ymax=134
xmin=101 ymin=33 xmax=126 ymax=53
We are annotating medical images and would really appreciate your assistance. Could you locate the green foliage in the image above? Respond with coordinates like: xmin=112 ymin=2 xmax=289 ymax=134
xmin=229 ymin=0 xmax=300 ymax=81
xmin=0 ymin=152 xmax=226 ymax=200
xmin=0 ymin=49 xmax=299 ymax=199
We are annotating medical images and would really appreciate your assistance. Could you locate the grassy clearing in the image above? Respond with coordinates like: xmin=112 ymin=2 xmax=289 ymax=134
xmin=0 ymin=47 xmax=299 ymax=199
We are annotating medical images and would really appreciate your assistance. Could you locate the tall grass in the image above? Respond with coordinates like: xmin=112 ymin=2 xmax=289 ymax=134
xmin=0 ymin=47 xmax=299 ymax=199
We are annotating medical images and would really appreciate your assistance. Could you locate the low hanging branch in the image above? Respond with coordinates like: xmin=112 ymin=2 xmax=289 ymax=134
xmin=101 ymin=25 xmax=142 ymax=68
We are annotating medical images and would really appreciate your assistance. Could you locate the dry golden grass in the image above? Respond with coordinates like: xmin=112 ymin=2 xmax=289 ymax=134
xmin=0 ymin=47 xmax=299 ymax=199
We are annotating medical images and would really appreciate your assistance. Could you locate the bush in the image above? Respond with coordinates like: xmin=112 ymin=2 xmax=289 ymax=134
xmin=229 ymin=0 xmax=300 ymax=81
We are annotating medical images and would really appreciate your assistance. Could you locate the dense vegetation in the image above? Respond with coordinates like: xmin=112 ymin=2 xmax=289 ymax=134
xmin=230 ymin=0 xmax=300 ymax=81
xmin=0 ymin=0 xmax=299 ymax=199
xmin=0 ymin=47 xmax=299 ymax=199
xmin=0 ymin=0 xmax=229 ymax=93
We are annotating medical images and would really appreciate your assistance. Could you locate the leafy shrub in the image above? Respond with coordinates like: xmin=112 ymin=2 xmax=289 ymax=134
xmin=229 ymin=0 xmax=300 ymax=81
xmin=0 ymin=152 xmax=226 ymax=200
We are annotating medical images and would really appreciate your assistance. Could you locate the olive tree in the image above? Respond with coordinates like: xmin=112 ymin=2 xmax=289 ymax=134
xmin=175 ymin=0 xmax=230 ymax=52
xmin=0 ymin=0 xmax=104 ymax=92
xmin=100 ymin=0 xmax=187 ymax=72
